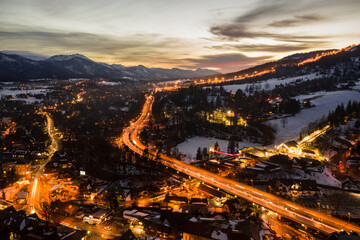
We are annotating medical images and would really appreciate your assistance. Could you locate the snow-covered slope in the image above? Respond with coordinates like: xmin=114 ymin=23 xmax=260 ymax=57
xmin=267 ymin=90 xmax=360 ymax=145
xmin=1 ymin=50 xmax=48 ymax=61
xmin=46 ymin=54 xmax=92 ymax=62
xmin=222 ymin=73 xmax=323 ymax=93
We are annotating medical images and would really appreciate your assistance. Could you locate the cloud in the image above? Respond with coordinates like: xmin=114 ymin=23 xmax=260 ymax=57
xmin=268 ymin=14 xmax=326 ymax=27
xmin=0 ymin=27 xmax=192 ymax=67
xmin=209 ymin=23 xmax=328 ymax=43
xmin=0 ymin=30 xmax=167 ymax=52
xmin=208 ymin=0 xmax=332 ymax=43
xmin=0 ymin=27 xmax=320 ymax=73
xmin=210 ymin=24 xmax=267 ymax=39
xmin=234 ymin=1 xmax=291 ymax=23
xmin=206 ymin=0 xmax=360 ymax=72
xmin=211 ymin=41 xmax=329 ymax=53
xmin=180 ymin=53 xmax=271 ymax=73
xmin=2 ymin=26 xmax=258 ymax=72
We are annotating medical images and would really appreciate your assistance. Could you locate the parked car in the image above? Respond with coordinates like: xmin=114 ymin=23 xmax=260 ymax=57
xmin=75 ymin=213 xmax=85 ymax=219
xmin=104 ymin=226 xmax=112 ymax=231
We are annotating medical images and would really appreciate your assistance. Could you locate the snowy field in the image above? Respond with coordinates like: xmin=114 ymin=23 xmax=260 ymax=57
xmin=0 ymin=88 xmax=51 ymax=97
xmin=177 ymin=136 xmax=258 ymax=159
xmin=267 ymin=90 xmax=360 ymax=145
xmin=222 ymin=73 xmax=322 ymax=93
xmin=11 ymin=97 xmax=43 ymax=103
xmin=98 ymin=81 xmax=120 ymax=86
xmin=156 ymin=80 xmax=182 ymax=86
xmin=292 ymin=91 xmax=327 ymax=101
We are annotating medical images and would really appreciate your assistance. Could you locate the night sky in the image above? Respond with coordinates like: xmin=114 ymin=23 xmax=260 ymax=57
xmin=1 ymin=0 xmax=359 ymax=73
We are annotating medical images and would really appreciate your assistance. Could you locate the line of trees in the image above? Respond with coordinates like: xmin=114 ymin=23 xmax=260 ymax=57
xmin=327 ymin=100 xmax=360 ymax=127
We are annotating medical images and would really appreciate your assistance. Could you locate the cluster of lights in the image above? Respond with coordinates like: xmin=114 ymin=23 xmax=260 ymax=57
xmin=297 ymin=46 xmax=353 ymax=66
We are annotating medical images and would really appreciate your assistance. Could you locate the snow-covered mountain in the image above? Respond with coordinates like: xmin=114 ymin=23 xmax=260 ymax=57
xmin=219 ymin=44 xmax=360 ymax=81
xmin=1 ymin=50 xmax=48 ymax=61
xmin=0 ymin=52 xmax=220 ymax=82
xmin=46 ymin=53 xmax=93 ymax=62
xmin=1 ymin=45 xmax=359 ymax=82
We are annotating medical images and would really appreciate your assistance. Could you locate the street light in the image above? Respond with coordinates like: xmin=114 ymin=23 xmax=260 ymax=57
xmin=348 ymin=212 xmax=351 ymax=222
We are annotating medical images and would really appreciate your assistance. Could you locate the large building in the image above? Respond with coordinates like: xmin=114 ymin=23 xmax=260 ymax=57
xmin=1 ymin=159 xmax=31 ymax=177
xmin=201 ymin=109 xmax=247 ymax=127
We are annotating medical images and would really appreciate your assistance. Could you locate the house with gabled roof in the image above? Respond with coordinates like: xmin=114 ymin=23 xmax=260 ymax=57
xmin=270 ymin=178 xmax=318 ymax=198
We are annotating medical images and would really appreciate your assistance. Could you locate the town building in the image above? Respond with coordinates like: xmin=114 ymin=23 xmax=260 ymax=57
xmin=270 ymin=178 xmax=318 ymax=198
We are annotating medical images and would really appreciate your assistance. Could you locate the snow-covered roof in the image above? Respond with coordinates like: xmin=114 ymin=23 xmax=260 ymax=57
xmin=211 ymin=230 xmax=228 ymax=240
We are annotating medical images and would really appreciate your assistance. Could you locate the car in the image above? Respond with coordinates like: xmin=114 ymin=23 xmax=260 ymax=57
xmin=104 ymin=226 xmax=112 ymax=231
xmin=60 ymin=222 xmax=70 ymax=227
xmin=75 ymin=213 xmax=85 ymax=219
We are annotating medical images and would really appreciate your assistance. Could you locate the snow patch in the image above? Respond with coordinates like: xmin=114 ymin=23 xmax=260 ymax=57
xmin=177 ymin=136 xmax=259 ymax=163
xmin=221 ymin=73 xmax=322 ymax=93
xmin=0 ymin=88 xmax=51 ymax=97
xmin=20 ymin=219 xmax=26 ymax=231
xmin=98 ymin=81 xmax=119 ymax=86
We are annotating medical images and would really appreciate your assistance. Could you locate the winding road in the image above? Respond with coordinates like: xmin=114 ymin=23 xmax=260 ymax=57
xmin=29 ymin=112 xmax=60 ymax=215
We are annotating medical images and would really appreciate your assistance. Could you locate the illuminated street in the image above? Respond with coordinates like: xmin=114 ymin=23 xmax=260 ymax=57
xmin=29 ymin=112 xmax=61 ymax=215
xmin=122 ymin=94 xmax=360 ymax=235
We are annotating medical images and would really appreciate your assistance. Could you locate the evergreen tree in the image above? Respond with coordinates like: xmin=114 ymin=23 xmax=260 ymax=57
xmin=196 ymin=147 xmax=203 ymax=160
xmin=202 ymin=147 xmax=208 ymax=159
xmin=214 ymin=141 xmax=219 ymax=151
xmin=143 ymin=148 xmax=149 ymax=158
xmin=235 ymin=141 xmax=239 ymax=150
xmin=215 ymin=95 xmax=222 ymax=108
xmin=227 ymin=140 xmax=235 ymax=153
xmin=355 ymin=120 xmax=360 ymax=128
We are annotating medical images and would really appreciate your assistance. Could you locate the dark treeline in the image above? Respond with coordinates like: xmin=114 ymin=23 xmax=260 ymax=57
xmin=271 ymin=75 xmax=356 ymax=99
xmin=327 ymin=101 xmax=360 ymax=127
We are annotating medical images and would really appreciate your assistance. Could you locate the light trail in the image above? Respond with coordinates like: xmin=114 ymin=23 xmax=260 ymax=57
xmin=298 ymin=125 xmax=331 ymax=148
xmin=30 ymin=178 xmax=38 ymax=214
xmin=121 ymin=94 xmax=360 ymax=235
xmin=29 ymin=112 xmax=61 ymax=216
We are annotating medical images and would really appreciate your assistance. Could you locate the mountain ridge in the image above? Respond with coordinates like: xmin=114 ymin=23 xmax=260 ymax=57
xmin=0 ymin=45 xmax=359 ymax=82
xmin=0 ymin=52 xmax=220 ymax=82
xmin=1 ymin=50 xmax=49 ymax=61
xmin=214 ymin=44 xmax=360 ymax=81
